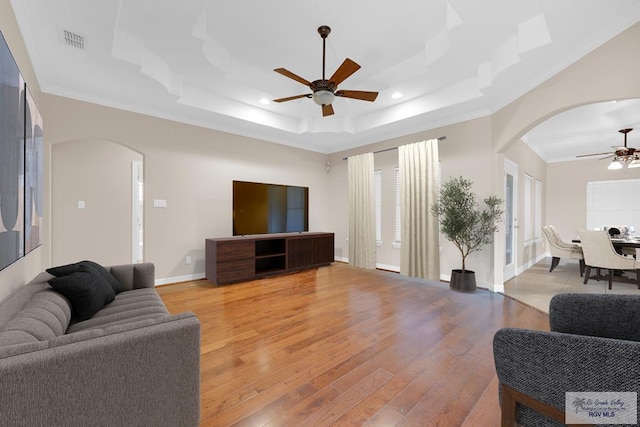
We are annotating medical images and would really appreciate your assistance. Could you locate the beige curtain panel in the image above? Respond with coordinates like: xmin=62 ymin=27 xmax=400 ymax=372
xmin=399 ymin=139 xmax=440 ymax=280
xmin=347 ymin=152 xmax=376 ymax=269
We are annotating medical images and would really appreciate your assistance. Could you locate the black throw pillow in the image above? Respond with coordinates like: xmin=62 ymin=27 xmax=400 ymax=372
xmin=48 ymin=264 xmax=116 ymax=321
xmin=47 ymin=260 xmax=124 ymax=294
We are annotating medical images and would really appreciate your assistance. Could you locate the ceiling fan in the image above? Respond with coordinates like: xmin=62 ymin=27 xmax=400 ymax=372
xmin=272 ymin=25 xmax=378 ymax=117
xmin=576 ymin=128 xmax=640 ymax=170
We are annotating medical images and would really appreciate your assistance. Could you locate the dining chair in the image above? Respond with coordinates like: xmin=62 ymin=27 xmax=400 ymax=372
xmin=578 ymin=229 xmax=640 ymax=289
xmin=542 ymin=225 xmax=584 ymax=276
xmin=605 ymin=225 xmax=637 ymax=258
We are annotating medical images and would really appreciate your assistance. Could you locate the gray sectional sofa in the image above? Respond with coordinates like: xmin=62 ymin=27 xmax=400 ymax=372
xmin=0 ymin=262 xmax=201 ymax=427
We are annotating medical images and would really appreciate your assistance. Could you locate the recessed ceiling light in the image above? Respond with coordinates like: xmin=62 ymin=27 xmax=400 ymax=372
xmin=260 ymin=98 xmax=270 ymax=105
xmin=392 ymin=92 xmax=403 ymax=99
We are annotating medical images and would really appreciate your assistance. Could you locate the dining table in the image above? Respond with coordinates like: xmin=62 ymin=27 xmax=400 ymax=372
xmin=571 ymin=237 xmax=640 ymax=250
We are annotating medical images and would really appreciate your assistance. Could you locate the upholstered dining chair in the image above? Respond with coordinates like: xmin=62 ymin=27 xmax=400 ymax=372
xmin=578 ymin=229 xmax=640 ymax=290
xmin=542 ymin=226 xmax=584 ymax=276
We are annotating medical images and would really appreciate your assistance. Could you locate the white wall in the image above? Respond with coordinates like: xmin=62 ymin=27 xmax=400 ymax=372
xmin=44 ymin=95 xmax=331 ymax=282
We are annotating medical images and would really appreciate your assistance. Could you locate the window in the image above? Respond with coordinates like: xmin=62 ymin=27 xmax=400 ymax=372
xmin=524 ymin=174 xmax=542 ymax=242
xmin=534 ymin=179 xmax=542 ymax=239
xmin=587 ymin=179 xmax=640 ymax=231
xmin=374 ymin=170 xmax=382 ymax=245
xmin=523 ymin=174 xmax=532 ymax=242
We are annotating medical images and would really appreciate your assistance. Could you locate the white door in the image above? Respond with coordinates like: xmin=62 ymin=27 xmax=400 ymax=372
xmin=504 ymin=159 xmax=518 ymax=281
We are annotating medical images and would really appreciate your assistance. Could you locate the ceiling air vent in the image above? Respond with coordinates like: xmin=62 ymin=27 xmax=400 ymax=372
xmin=59 ymin=28 xmax=86 ymax=50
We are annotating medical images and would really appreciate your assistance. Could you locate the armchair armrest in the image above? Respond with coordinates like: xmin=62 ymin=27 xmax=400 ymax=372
xmin=493 ymin=328 xmax=640 ymax=426
xmin=549 ymin=293 xmax=640 ymax=342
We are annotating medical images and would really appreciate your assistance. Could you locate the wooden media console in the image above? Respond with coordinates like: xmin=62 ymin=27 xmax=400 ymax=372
xmin=205 ymin=232 xmax=334 ymax=285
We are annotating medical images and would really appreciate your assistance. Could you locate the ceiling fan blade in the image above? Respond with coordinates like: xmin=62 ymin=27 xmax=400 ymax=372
xmin=273 ymin=94 xmax=311 ymax=103
xmin=329 ymin=58 xmax=361 ymax=86
xmin=336 ymin=90 xmax=379 ymax=102
xmin=576 ymin=151 xmax=614 ymax=158
xmin=274 ymin=68 xmax=311 ymax=86
xmin=322 ymin=104 xmax=334 ymax=117
xmin=598 ymin=154 xmax=615 ymax=160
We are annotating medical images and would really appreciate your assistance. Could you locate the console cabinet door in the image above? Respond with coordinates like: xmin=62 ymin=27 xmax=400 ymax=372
xmin=287 ymin=237 xmax=314 ymax=269
xmin=206 ymin=239 xmax=256 ymax=284
xmin=287 ymin=235 xmax=334 ymax=268
xmin=217 ymin=259 xmax=255 ymax=283
xmin=314 ymin=234 xmax=335 ymax=264
xmin=216 ymin=240 xmax=254 ymax=260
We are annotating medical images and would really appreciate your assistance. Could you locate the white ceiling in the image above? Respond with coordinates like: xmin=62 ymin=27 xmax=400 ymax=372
xmin=10 ymin=0 xmax=640 ymax=156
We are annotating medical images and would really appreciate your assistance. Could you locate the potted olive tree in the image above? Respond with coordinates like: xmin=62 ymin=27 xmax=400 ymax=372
xmin=431 ymin=176 xmax=503 ymax=292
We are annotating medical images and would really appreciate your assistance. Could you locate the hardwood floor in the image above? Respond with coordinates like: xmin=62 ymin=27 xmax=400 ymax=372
xmin=157 ymin=263 xmax=549 ymax=426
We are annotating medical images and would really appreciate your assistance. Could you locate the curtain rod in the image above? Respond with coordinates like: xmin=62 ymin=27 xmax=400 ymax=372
xmin=342 ymin=136 xmax=446 ymax=160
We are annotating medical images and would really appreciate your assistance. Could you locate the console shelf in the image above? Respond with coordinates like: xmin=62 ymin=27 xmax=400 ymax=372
xmin=206 ymin=232 xmax=334 ymax=285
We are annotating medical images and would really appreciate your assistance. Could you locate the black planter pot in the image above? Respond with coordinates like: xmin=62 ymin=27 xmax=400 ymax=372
xmin=450 ymin=269 xmax=476 ymax=292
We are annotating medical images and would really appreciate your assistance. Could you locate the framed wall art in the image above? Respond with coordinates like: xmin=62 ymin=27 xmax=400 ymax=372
xmin=0 ymin=30 xmax=25 ymax=271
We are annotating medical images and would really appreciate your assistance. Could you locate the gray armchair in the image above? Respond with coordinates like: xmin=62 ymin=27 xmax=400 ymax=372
xmin=493 ymin=293 xmax=640 ymax=426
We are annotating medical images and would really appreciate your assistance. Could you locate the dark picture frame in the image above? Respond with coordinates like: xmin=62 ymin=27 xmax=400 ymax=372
xmin=25 ymin=83 xmax=43 ymax=254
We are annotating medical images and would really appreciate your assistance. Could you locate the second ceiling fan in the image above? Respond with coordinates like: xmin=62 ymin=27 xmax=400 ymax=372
xmin=577 ymin=128 xmax=640 ymax=170
xmin=273 ymin=25 xmax=378 ymax=117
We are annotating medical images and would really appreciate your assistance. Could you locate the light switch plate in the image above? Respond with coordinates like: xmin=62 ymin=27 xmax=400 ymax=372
xmin=153 ymin=199 xmax=167 ymax=208
xmin=77 ymin=201 xmax=85 ymax=209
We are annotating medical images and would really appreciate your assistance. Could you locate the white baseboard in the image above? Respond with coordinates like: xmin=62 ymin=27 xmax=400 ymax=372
xmin=440 ymin=271 xmax=496 ymax=291
xmin=334 ymin=257 xmax=401 ymax=273
xmin=516 ymin=252 xmax=549 ymax=276
xmin=155 ymin=272 xmax=205 ymax=286
xmin=376 ymin=263 xmax=400 ymax=272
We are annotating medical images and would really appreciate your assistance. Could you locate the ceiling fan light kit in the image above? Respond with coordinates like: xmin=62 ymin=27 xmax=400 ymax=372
xmin=579 ymin=128 xmax=640 ymax=171
xmin=607 ymin=159 xmax=624 ymax=170
xmin=273 ymin=25 xmax=379 ymax=117
xmin=313 ymin=90 xmax=335 ymax=106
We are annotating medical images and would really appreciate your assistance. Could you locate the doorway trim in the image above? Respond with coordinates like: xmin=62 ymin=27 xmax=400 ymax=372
xmin=504 ymin=159 xmax=518 ymax=282
xmin=132 ymin=160 xmax=144 ymax=264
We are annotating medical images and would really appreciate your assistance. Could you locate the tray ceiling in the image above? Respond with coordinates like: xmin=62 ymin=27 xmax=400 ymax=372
xmin=10 ymin=0 xmax=640 ymax=156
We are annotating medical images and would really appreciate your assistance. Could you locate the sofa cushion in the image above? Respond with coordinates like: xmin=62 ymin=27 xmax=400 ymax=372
xmin=47 ymin=260 xmax=124 ymax=294
xmin=0 ymin=288 xmax=72 ymax=346
xmin=48 ymin=265 xmax=115 ymax=321
xmin=67 ymin=288 xmax=168 ymax=333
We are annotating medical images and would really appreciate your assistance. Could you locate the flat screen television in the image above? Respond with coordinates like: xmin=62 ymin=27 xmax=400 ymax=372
xmin=233 ymin=180 xmax=309 ymax=236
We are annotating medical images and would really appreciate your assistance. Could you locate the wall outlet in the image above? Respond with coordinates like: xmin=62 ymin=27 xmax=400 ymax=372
xmin=185 ymin=256 xmax=192 ymax=265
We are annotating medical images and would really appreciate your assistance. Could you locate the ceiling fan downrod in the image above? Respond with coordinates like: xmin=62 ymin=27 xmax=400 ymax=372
xmin=620 ymin=128 xmax=633 ymax=147
xmin=318 ymin=25 xmax=331 ymax=80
